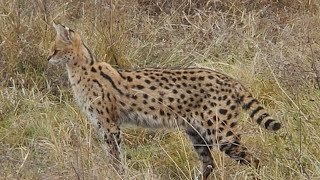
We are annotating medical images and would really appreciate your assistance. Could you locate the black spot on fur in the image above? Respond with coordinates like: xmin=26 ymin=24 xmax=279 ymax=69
xmin=161 ymin=77 xmax=169 ymax=82
xmin=150 ymin=86 xmax=157 ymax=90
xmin=136 ymin=85 xmax=144 ymax=89
xmin=149 ymin=106 xmax=155 ymax=110
xmin=219 ymin=109 xmax=228 ymax=115
xmin=208 ymin=75 xmax=214 ymax=79
xmin=159 ymin=109 xmax=165 ymax=115
xmin=127 ymin=76 xmax=133 ymax=82
xmin=91 ymin=67 xmax=97 ymax=72
xmin=226 ymin=131 xmax=233 ymax=137
xmin=203 ymin=105 xmax=208 ymax=110
xmin=230 ymin=105 xmax=236 ymax=110
xmin=230 ymin=122 xmax=237 ymax=127
xmin=131 ymin=95 xmax=138 ymax=100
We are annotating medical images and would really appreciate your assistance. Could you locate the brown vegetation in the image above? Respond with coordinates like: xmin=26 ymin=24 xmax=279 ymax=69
xmin=1 ymin=0 xmax=320 ymax=179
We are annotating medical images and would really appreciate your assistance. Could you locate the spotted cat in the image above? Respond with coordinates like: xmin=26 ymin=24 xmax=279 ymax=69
xmin=47 ymin=23 xmax=281 ymax=179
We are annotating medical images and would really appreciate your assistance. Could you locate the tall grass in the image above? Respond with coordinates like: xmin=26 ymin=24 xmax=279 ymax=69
xmin=1 ymin=0 xmax=320 ymax=179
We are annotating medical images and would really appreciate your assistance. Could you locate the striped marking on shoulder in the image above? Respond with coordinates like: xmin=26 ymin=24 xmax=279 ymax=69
xmin=100 ymin=71 xmax=123 ymax=95
xmin=92 ymin=79 xmax=102 ymax=88
xmin=116 ymin=70 xmax=126 ymax=79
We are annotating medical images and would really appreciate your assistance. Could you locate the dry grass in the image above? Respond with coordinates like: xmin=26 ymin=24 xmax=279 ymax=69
xmin=1 ymin=0 xmax=320 ymax=179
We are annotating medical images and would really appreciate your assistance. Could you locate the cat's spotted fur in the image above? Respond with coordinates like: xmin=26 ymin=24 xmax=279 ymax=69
xmin=47 ymin=23 xmax=281 ymax=179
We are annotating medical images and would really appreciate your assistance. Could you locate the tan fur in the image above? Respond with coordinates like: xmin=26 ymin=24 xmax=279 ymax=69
xmin=48 ymin=23 xmax=281 ymax=179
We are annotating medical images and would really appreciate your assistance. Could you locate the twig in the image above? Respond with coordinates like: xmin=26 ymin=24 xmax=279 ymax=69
xmin=16 ymin=148 xmax=30 ymax=175
xmin=71 ymin=162 xmax=81 ymax=180
xmin=307 ymin=35 xmax=320 ymax=89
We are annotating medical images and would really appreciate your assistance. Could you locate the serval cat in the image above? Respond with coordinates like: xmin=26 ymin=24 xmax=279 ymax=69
xmin=47 ymin=23 xmax=281 ymax=179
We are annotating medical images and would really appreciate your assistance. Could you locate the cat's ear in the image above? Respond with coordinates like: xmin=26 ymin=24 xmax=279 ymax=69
xmin=53 ymin=22 xmax=72 ymax=42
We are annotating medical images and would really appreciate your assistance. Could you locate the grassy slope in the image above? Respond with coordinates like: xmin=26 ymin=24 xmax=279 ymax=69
xmin=1 ymin=0 xmax=320 ymax=179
